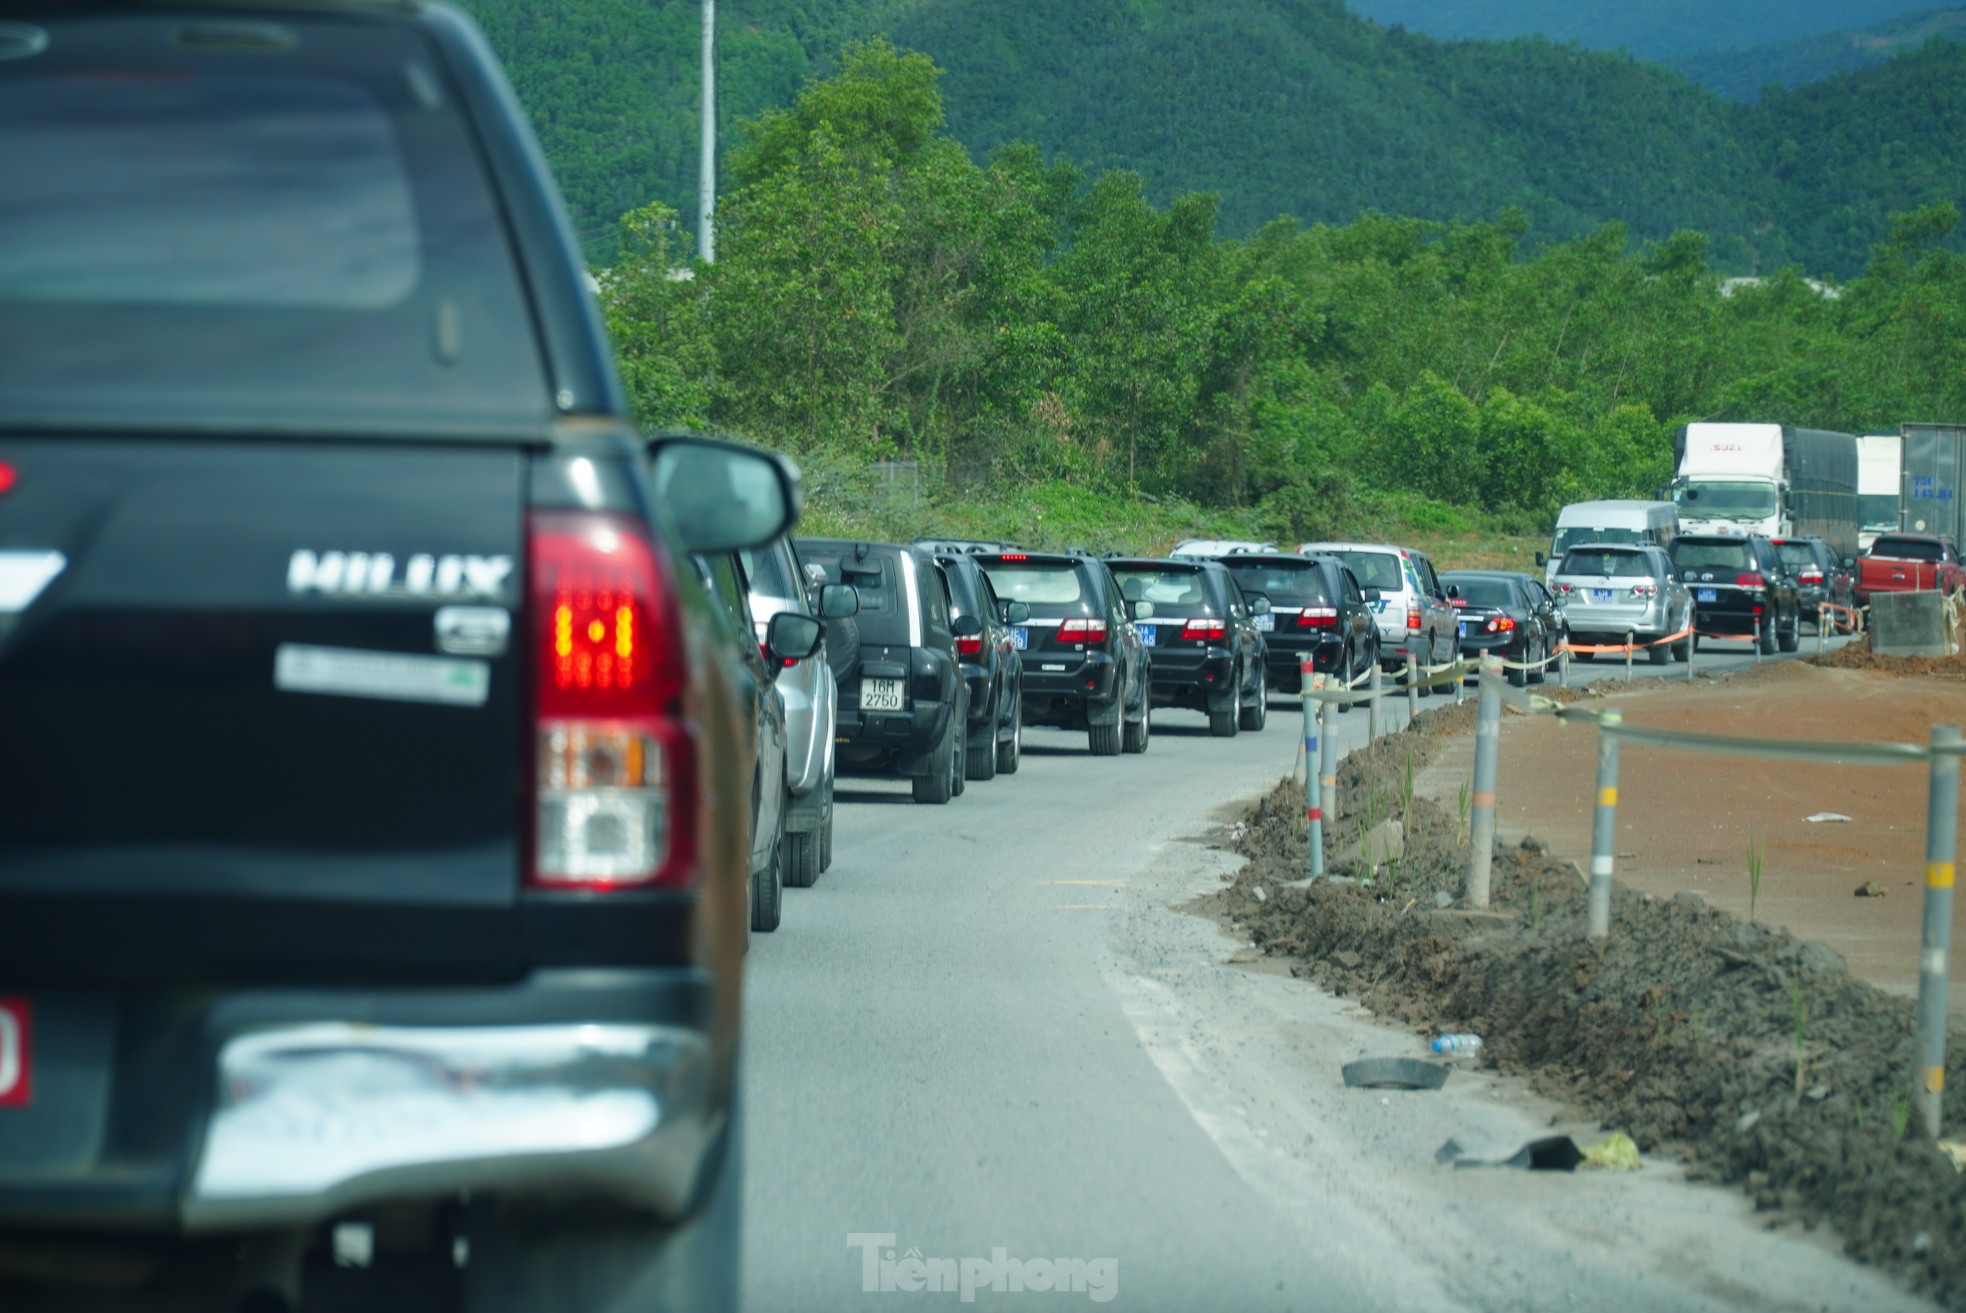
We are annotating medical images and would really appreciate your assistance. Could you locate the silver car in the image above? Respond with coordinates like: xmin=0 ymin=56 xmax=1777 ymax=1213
xmin=1551 ymin=543 xmax=1693 ymax=664
xmin=741 ymin=536 xmax=859 ymax=887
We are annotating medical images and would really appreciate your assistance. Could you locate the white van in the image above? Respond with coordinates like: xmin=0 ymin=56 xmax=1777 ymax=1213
xmin=1541 ymin=500 xmax=1677 ymax=584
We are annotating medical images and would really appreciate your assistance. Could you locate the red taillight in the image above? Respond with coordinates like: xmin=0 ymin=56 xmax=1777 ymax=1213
xmin=1296 ymin=607 xmax=1338 ymax=630
xmin=955 ymin=634 xmax=983 ymax=658
xmin=1000 ymin=553 xmax=1028 ymax=561
xmin=1406 ymin=608 xmax=1421 ymax=632
xmin=1735 ymin=573 xmax=1766 ymax=589
xmin=0 ymin=462 xmax=14 ymax=496
xmin=1484 ymin=616 xmax=1517 ymax=634
xmin=1630 ymin=582 xmax=1656 ymax=598
xmin=1056 ymin=617 xmax=1108 ymax=646
xmin=1553 ymin=583 xmax=1575 ymax=595
xmin=1181 ymin=617 xmax=1229 ymax=642
xmin=1798 ymin=569 xmax=1824 ymax=584
xmin=529 ymin=511 xmax=696 ymax=891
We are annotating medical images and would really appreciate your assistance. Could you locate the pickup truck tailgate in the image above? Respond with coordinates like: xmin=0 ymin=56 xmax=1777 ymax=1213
xmin=0 ymin=438 xmax=527 ymax=982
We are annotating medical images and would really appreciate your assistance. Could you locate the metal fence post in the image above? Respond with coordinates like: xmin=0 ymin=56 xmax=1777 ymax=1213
xmin=1587 ymin=710 xmax=1623 ymax=940
xmin=1302 ymin=660 xmax=1324 ymax=880
xmin=1367 ymin=662 xmax=1382 ymax=741
xmin=1624 ymin=631 xmax=1634 ymax=682
xmin=1464 ymin=654 xmax=1503 ymax=908
xmin=1406 ymin=654 xmax=1419 ymax=724
xmin=1559 ymin=644 xmax=1569 ymax=689
xmin=1319 ymin=683 xmax=1340 ymax=849
xmin=1914 ymin=724 xmax=1961 ymax=1138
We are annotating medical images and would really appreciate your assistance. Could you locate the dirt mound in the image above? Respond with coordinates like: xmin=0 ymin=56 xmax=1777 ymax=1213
xmin=1810 ymin=637 xmax=1966 ymax=682
xmin=1221 ymin=711 xmax=1966 ymax=1308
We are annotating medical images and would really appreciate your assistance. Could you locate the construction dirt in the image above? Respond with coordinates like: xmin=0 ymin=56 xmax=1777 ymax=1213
xmin=1216 ymin=657 xmax=1966 ymax=1308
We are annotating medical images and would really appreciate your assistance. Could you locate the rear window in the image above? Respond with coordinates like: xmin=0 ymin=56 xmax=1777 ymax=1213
xmin=1562 ymin=548 xmax=1654 ymax=578
xmin=981 ymin=561 xmax=1086 ymax=608
xmin=1224 ymin=561 xmax=1330 ymax=605
xmin=1773 ymin=542 xmax=1819 ymax=572
xmin=1870 ymin=537 xmax=1944 ymax=562
xmin=1110 ymin=566 xmax=1214 ymax=612
xmin=0 ymin=16 xmax=549 ymax=434
xmin=1553 ymin=526 xmax=1644 ymax=554
xmin=1446 ymin=577 xmax=1515 ymax=608
xmin=800 ymin=548 xmax=895 ymax=614
xmin=1670 ymin=542 xmax=1752 ymax=572
xmin=1329 ymin=551 xmax=1405 ymax=593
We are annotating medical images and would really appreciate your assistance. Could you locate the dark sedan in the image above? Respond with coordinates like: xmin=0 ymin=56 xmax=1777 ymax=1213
xmin=926 ymin=545 xmax=1029 ymax=780
xmin=1441 ymin=570 xmax=1557 ymax=687
xmin=1771 ymin=535 xmax=1856 ymax=630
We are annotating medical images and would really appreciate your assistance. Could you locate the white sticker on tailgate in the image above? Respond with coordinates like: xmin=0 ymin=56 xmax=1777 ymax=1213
xmin=274 ymin=644 xmax=489 ymax=708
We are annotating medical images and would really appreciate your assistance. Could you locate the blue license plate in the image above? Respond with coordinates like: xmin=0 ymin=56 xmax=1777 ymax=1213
xmin=1138 ymin=625 xmax=1157 ymax=647
xmin=1457 ymin=621 xmax=1466 ymax=638
xmin=1591 ymin=589 xmax=1613 ymax=602
xmin=1009 ymin=626 xmax=1028 ymax=650
xmin=1696 ymin=589 xmax=1717 ymax=603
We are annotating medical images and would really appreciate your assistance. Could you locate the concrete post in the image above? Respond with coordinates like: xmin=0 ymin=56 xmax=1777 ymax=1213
xmin=1367 ymin=662 xmax=1382 ymax=741
xmin=1587 ymin=710 xmax=1623 ymax=940
xmin=1464 ymin=654 xmax=1503 ymax=909
xmin=1302 ymin=660 xmax=1324 ymax=881
xmin=1914 ymin=724 xmax=1961 ymax=1138
xmin=1406 ymin=654 xmax=1419 ymax=724
xmin=1624 ymin=631 xmax=1634 ymax=682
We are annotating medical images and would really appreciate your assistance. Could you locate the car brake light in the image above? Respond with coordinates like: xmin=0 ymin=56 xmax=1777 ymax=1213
xmin=1484 ymin=616 xmax=1517 ymax=633
xmin=1798 ymin=569 xmax=1824 ymax=584
xmin=955 ymin=634 xmax=983 ymax=658
xmin=1553 ymin=582 xmax=1574 ymax=595
xmin=1736 ymin=573 xmax=1765 ymax=589
xmin=1630 ymin=582 xmax=1656 ymax=598
xmin=1000 ymin=553 xmax=1028 ymax=561
xmin=1406 ymin=607 xmax=1421 ymax=632
xmin=0 ymin=462 xmax=14 ymax=496
xmin=1056 ymin=617 xmax=1108 ymax=646
xmin=1181 ymin=617 xmax=1228 ymax=642
xmin=529 ymin=511 xmax=696 ymax=890
xmin=1296 ymin=607 xmax=1338 ymax=630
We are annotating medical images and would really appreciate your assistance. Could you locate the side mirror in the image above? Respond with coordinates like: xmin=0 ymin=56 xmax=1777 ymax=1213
xmin=1361 ymin=586 xmax=1382 ymax=603
xmin=1001 ymin=600 xmax=1031 ymax=625
xmin=1446 ymin=583 xmax=1461 ymax=599
xmin=1247 ymin=594 xmax=1272 ymax=616
xmin=951 ymin=614 xmax=984 ymax=639
xmin=818 ymin=582 xmax=859 ymax=619
xmin=647 ymin=434 xmax=799 ymax=553
xmin=1841 ymin=557 xmax=1855 ymax=570
xmin=1130 ymin=600 xmax=1156 ymax=621
xmin=1533 ymin=551 xmax=1546 ymax=567
xmin=765 ymin=611 xmax=823 ymax=664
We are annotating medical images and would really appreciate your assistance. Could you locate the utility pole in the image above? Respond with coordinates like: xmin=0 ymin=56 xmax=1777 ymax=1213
xmin=698 ymin=0 xmax=716 ymax=263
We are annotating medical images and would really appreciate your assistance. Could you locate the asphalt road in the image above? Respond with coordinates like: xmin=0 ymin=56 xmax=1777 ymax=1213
xmin=738 ymin=633 xmax=1920 ymax=1312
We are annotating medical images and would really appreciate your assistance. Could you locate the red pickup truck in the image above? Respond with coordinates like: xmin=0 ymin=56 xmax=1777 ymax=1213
xmin=1854 ymin=533 xmax=1966 ymax=607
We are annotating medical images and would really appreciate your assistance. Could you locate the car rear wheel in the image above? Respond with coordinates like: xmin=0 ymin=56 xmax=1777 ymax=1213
xmin=1237 ymin=667 xmax=1267 ymax=731
xmin=912 ymin=718 xmax=957 ymax=803
xmin=1778 ymin=609 xmax=1800 ymax=653
xmin=784 ymin=826 xmax=819 ymax=890
xmin=996 ymin=690 xmax=1023 ymax=775
xmin=1757 ymin=614 xmax=1777 ymax=655
xmin=1088 ymin=718 xmax=1122 ymax=755
xmin=1208 ymin=701 xmax=1239 ymax=738
xmin=1123 ymin=694 xmax=1151 ymax=753
xmin=750 ymin=802 xmax=785 ymax=932
xmin=1647 ymin=637 xmax=1669 ymax=665
xmin=1509 ymin=650 xmax=1531 ymax=685
xmin=817 ymin=774 xmax=836 ymax=872
xmin=965 ymin=692 xmax=999 ymax=783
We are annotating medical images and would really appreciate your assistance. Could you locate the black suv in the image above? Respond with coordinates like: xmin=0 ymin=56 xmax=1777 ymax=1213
xmin=976 ymin=550 xmax=1151 ymax=755
xmin=0 ymin=9 xmax=777 ymax=1306
xmin=1771 ymin=535 xmax=1857 ymax=629
xmin=1670 ymin=534 xmax=1803 ymax=654
xmin=1105 ymin=557 xmax=1271 ymax=736
xmin=1212 ymin=552 xmax=1380 ymax=693
xmin=926 ymin=546 xmax=1029 ymax=781
xmin=797 ymin=539 xmax=971 ymax=802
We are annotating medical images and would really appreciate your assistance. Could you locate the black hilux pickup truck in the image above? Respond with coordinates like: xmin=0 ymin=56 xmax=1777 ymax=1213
xmin=0 ymin=5 xmax=792 ymax=1310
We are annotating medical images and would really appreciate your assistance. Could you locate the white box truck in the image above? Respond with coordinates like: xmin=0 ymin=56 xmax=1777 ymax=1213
xmin=1856 ymin=432 xmax=1903 ymax=551
xmin=1669 ymin=422 xmax=1860 ymax=559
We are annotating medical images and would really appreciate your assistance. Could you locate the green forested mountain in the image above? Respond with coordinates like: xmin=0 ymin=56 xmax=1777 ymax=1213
xmin=1665 ymin=7 xmax=1966 ymax=101
xmin=1339 ymin=0 xmax=1931 ymax=59
xmin=462 ymin=0 xmax=1966 ymax=276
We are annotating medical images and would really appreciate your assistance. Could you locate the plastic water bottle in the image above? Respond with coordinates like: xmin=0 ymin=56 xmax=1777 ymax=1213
xmin=1431 ymin=1033 xmax=1483 ymax=1056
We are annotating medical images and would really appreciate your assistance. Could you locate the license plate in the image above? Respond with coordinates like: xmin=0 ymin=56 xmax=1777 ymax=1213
xmin=1697 ymin=588 xmax=1717 ymax=603
xmin=1457 ymin=620 xmax=1467 ymax=638
xmin=1138 ymin=625 xmax=1157 ymax=647
xmin=0 ymin=997 xmax=29 ymax=1108
xmin=1591 ymin=589 xmax=1613 ymax=602
xmin=859 ymin=678 xmax=905 ymax=712
xmin=1008 ymin=626 xmax=1028 ymax=650
xmin=1254 ymin=613 xmax=1274 ymax=632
